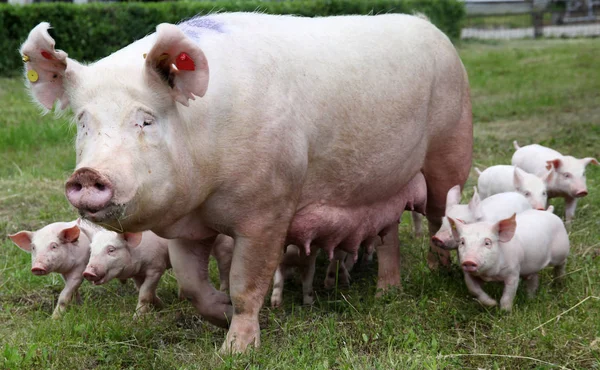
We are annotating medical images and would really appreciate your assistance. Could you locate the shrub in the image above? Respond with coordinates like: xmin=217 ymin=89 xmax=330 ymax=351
xmin=0 ymin=0 xmax=465 ymax=77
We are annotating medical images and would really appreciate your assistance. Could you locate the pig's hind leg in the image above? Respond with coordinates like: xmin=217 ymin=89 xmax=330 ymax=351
xmin=524 ymin=273 xmax=539 ymax=298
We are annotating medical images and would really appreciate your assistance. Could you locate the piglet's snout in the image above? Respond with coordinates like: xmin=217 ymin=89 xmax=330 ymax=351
xmin=65 ymin=168 xmax=114 ymax=213
xmin=31 ymin=263 xmax=48 ymax=276
xmin=575 ymin=190 xmax=588 ymax=198
xmin=83 ymin=267 xmax=99 ymax=282
xmin=461 ymin=260 xmax=479 ymax=272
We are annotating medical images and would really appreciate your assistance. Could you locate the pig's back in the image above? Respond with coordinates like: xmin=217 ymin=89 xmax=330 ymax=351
xmin=480 ymin=192 xmax=531 ymax=222
xmin=512 ymin=145 xmax=562 ymax=175
xmin=513 ymin=210 xmax=566 ymax=275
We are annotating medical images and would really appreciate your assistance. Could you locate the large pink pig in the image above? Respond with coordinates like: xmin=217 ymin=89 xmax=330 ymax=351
xmin=512 ymin=141 xmax=598 ymax=221
xmin=21 ymin=13 xmax=472 ymax=352
xmin=449 ymin=210 xmax=569 ymax=311
xmin=8 ymin=221 xmax=91 ymax=319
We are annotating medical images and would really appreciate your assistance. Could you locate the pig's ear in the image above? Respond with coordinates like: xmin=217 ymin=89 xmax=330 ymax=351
xmin=468 ymin=187 xmax=483 ymax=220
xmin=546 ymin=159 xmax=562 ymax=171
xmin=144 ymin=23 xmax=209 ymax=106
xmin=541 ymin=167 xmax=554 ymax=183
xmin=546 ymin=205 xmax=555 ymax=213
xmin=447 ymin=217 xmax=463 ymax=241
xmin=60 ymin=225 xmax=80 ymax=243
xmin=8 ymin=231 xmax=34 ymax=252
xmin=494 ymin=213 xmax=517 ymax=243
xmin=582 ymin=157 xmax=599 ymax=167
xmin=20 ymin=22 xmax=83 ymax=111
xmin=513 ymin=167 xmax=525 ymax=188
xmin=445 ymin=185 xmax=462 ymax=209
xmin=123 ymin=232 xmax=143 ymax=248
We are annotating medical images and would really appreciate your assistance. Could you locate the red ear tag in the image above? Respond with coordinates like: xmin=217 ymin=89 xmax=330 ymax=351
xmin=175 ymin=52 xmax=195 ymax=71
xmin=41 ymin=51 xmax=52 ymax=60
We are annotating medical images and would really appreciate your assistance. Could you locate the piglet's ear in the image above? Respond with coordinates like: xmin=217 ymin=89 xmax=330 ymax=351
xmin=468 ymin=187 xmax=483 ymax=220
xmin=9 ymin=231 xmax=34 ymax=252
xmin=20 ymin=22 xmax=75 ymax=111
xmin=60 ymin=225 xmax=80 ymax=243
xmin=123 ymin=232 xmax=143 ymax=248
xmin=582 ymin=157 xmax=599 ymax=167
xmin=145 ymin=23 xmax=209 ymax=106
xmin=513 ymin=167 xmax=525 ymax=189
xmin=494 ymin=213 xmax=517 ymax=243
xmin=445 ymin=185 xmax=462 ymax=209
xmin=546 ymin=159 xmax=562 ymax=171
xmin=447 ymin=217 xmax=463 ymax=242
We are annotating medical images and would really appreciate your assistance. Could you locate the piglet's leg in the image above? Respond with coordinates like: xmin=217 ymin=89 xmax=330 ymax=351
xmin=524 ymin=274 xmax=539 ymax=298
xmin=53 ymin=272 xmax=84 ymax=319
xmin=463 ymin=273 xmax=496 ymax=307
xmin=412 ymin=212 xmax=423 ymax=238
xmin=212 ymin=234 xmax=234 ymax=292
xmin=500 ymin=275 xmax=520 ymax=311
xmin=132 ymin=273 xmax=163 ymax=320
xmin=564 ymin=197 xmax=578 ymax=223
xmin=376 ymin=222 xmax=401 ymax=295
xmin=270 ymin=265 xmax=285 ymax=308
xmin=169 ymin=238 xmax=232 ymax=328
xmin=324 ymin=250 xmax=350 ymax=290
xmin=301 ymin=251 xmax=318 ymax=305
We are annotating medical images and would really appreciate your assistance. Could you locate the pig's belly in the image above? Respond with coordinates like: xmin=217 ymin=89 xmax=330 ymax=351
xmin=286 ymin=190 xmax=410 ymax=260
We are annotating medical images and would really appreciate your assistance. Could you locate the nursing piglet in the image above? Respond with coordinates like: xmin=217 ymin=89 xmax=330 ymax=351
xmin=512 ymin=141 xmax=598 ymax=221
xmin=476 ymin=165 xmax=550 ymax=210
xmin=8 ymin=221 xmax=91 ymax=318
xmin=432 ymin=186 xmax=532 ymax=250
xmin=449 ymin=209 xmax=569 ymax=311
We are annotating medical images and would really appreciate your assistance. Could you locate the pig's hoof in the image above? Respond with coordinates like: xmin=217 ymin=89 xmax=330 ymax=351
xmin=302 ymin=294 xmax=314 ymax=306
xmin=478 ymin=297 xmax=497 ymax=307
xmin=270 ymin=296 xmax=282 ymax=308
xmin=500 ymin=302 xmax=513 ymax=312
xmin=51 ymin=311 xmax=63 ymax=320
xmin=220 ymin=319 xmax=260 ymax=354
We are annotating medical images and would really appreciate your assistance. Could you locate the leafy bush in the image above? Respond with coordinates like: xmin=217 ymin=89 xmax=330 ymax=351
xmin=0 ymin=0 xmax=464 ymax=76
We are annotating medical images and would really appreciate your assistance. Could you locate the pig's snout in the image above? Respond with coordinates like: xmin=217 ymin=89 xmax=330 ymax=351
xmin=83 ymin=267 xmax=104 ymax=284
xmin=31 ymin=264 xmax=48 ymax=276
xmin=431 ymin=235 xmax=445 ymax=249
xmin=66 ymin=168 xmax=114 ymax=213
xmin=461 ymin=260 xmax=479 ymax=272
xmin=575 ymin=190 xmax=588 ymax=198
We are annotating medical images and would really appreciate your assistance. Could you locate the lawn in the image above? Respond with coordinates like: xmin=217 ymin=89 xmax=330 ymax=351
xmin=1 ymin=38 xmax=600 ymax=369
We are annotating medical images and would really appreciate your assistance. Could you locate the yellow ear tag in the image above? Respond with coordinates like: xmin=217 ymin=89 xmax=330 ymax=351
xmin=22 ymin=54 xmax=30 ymax=63
xmin=143 ymin=53 xmax=147 ymax=59
xmin=27 ymin=69 xmax=39 ymax=83
xmin=158 ymin=53 xmax=169 ymax=61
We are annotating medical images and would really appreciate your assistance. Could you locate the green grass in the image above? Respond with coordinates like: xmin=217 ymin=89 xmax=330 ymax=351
xmin=2 ymin=38 xmax=600 ymax=369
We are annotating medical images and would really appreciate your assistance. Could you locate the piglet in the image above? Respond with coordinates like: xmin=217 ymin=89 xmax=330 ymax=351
xmin=449 ymin=209 xmax=569 ymax=311
xmin=270 ymin=245 xmax=319 ymax=308
xmin=432 ymin=186 xmax=532 ymax=250
xmin=82 ymin=228 xmax=171 ymax=318
xmin=476 ymin=165 xmax=550 ymax=210
xmin=512 ymin=141 xmax=598 ymax=221
xmin=8 ymin=221 xmax=91 ymax=319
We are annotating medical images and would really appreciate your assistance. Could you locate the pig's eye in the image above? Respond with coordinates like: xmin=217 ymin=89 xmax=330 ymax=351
xmin=543 ymin=191 xmax=547 ymax=196
xmin=564 ymin=173 xmax=571 ymax=179
xmin=484 ymin=238 xmax=492 ymax=247
xmin=50 ymin=243 xmax=58 ymax=250
xmin=460 ymin=239 xmax=465 ymax=246
xmin=107 ymin=246 xmax=116 ymax=254
xmin=524 ymin=191 xmax=531 ymax=197
xmin=31 ymin=245 xmax=36 ymax=251
xmin=142 ymin=120 xmax=152 ymax=127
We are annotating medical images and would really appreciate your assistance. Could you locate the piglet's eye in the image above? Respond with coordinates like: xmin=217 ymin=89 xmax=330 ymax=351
xmin=51 ymin=243 xmax=58 ymax=250
xmin=484 ymin=238 xmax=492 ymax=246
xmin=107 ymin=246 xmax=116 ymax=254
xmin=143 ymin=120 xmax=152 ymax=127
xmin=564 ymin=173 xmax=571 ymax=178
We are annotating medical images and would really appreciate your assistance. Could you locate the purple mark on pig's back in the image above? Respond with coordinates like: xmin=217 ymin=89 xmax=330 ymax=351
xmin=179 ymin=16 xmax=224 ymax=40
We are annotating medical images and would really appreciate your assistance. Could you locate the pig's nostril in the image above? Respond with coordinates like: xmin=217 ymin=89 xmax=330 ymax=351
xmin=94 ymin=183 xmax=105 ymax=191
xmin=72 ymin=183 xmax=82 ymax=192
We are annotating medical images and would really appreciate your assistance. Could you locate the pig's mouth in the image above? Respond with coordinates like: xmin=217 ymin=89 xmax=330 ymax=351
xmin=79 ymin=203 xmax=126 ymax=225
xmin=83 ymin=271 xmax=107 ymax=285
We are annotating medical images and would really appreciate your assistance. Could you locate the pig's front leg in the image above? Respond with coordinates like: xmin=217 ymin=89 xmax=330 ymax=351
xmin=301 ymin=251 xmax=318 ymax=305
xmin=270 ymin=265 xmax=285 ymax=308
xmin=564 ymin=196 xmax=578 ymax=222
xmin=499 ymin=274 xmax=520 ymax=311
xmin=221 ymin=226 xmax=286 ymax=354
xmin=463 ymin=273 xmax=496 ymax=307
xmin=524 ymin=273 xmax=539 ymax=298
xmin=412 ymin=212 xmax=423 ymax=238
xmin=132 ymin=273 xmax=163 ymax=320
xmin=169 ymin=238 xmax=232 ymax=328
xmin=376 ymin=222 xmax=401 ymax=295
xmin=53 ymin=272 xmax=84 ymax=319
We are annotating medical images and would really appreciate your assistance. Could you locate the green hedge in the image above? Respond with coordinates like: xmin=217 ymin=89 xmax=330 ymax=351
xmin=0 ymin=1 xmax=464 ymax=77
